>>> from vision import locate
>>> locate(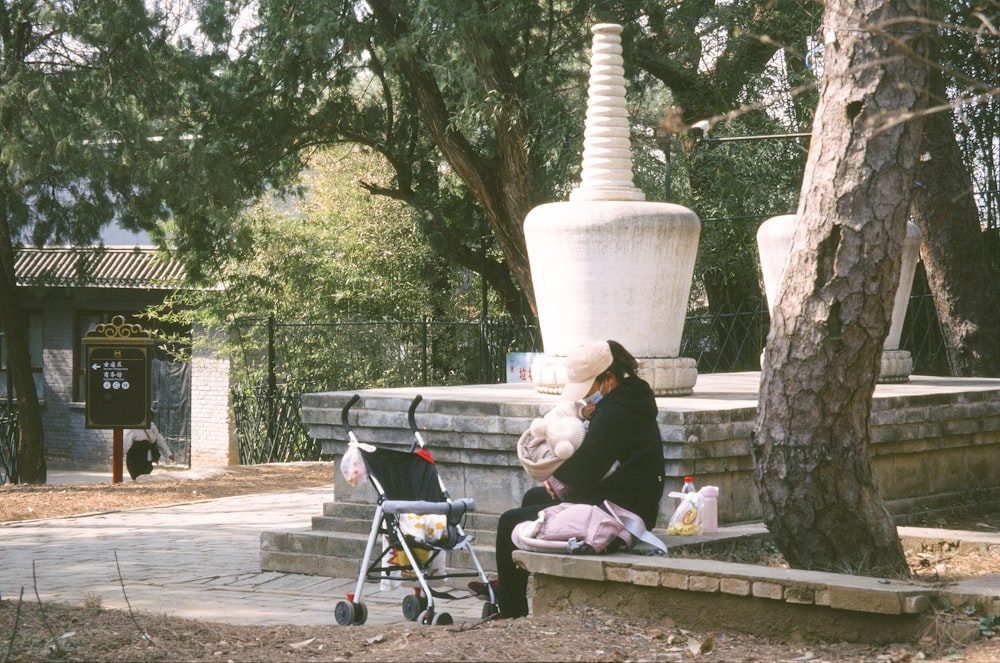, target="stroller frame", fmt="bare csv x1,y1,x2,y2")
335,394,499,626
